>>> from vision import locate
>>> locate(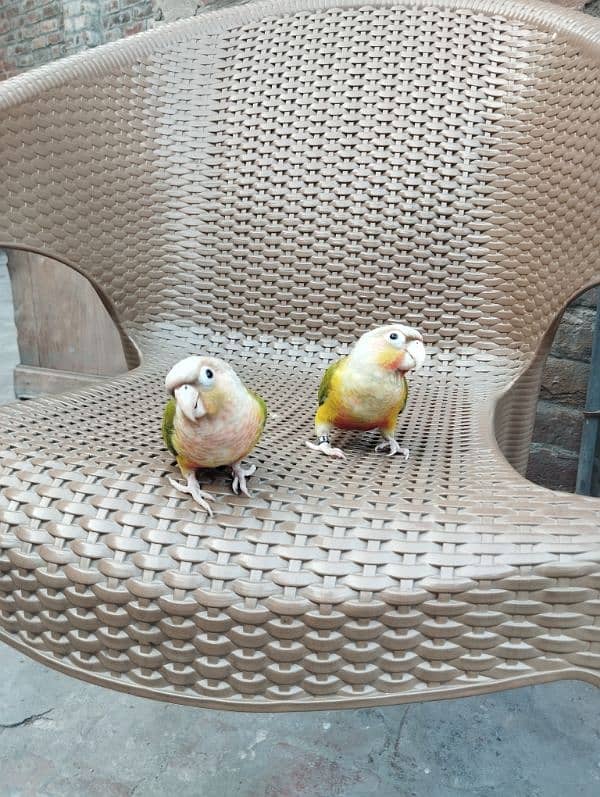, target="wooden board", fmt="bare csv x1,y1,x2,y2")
6,250,128,397
14,364,116,399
